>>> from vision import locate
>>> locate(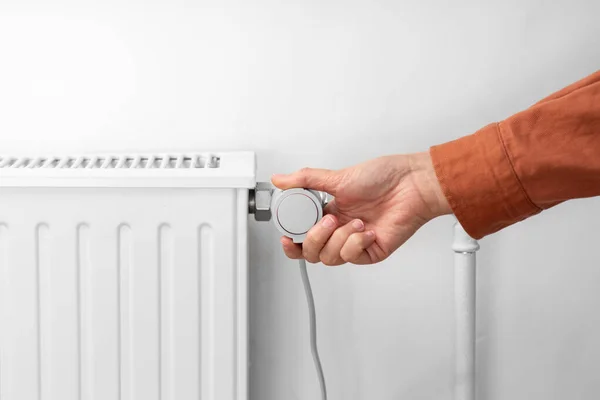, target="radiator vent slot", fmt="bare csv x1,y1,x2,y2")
0,154,221,169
